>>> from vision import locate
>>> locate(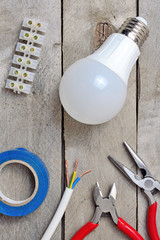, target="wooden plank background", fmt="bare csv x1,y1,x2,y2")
138,0,160,239
0,0,159,239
